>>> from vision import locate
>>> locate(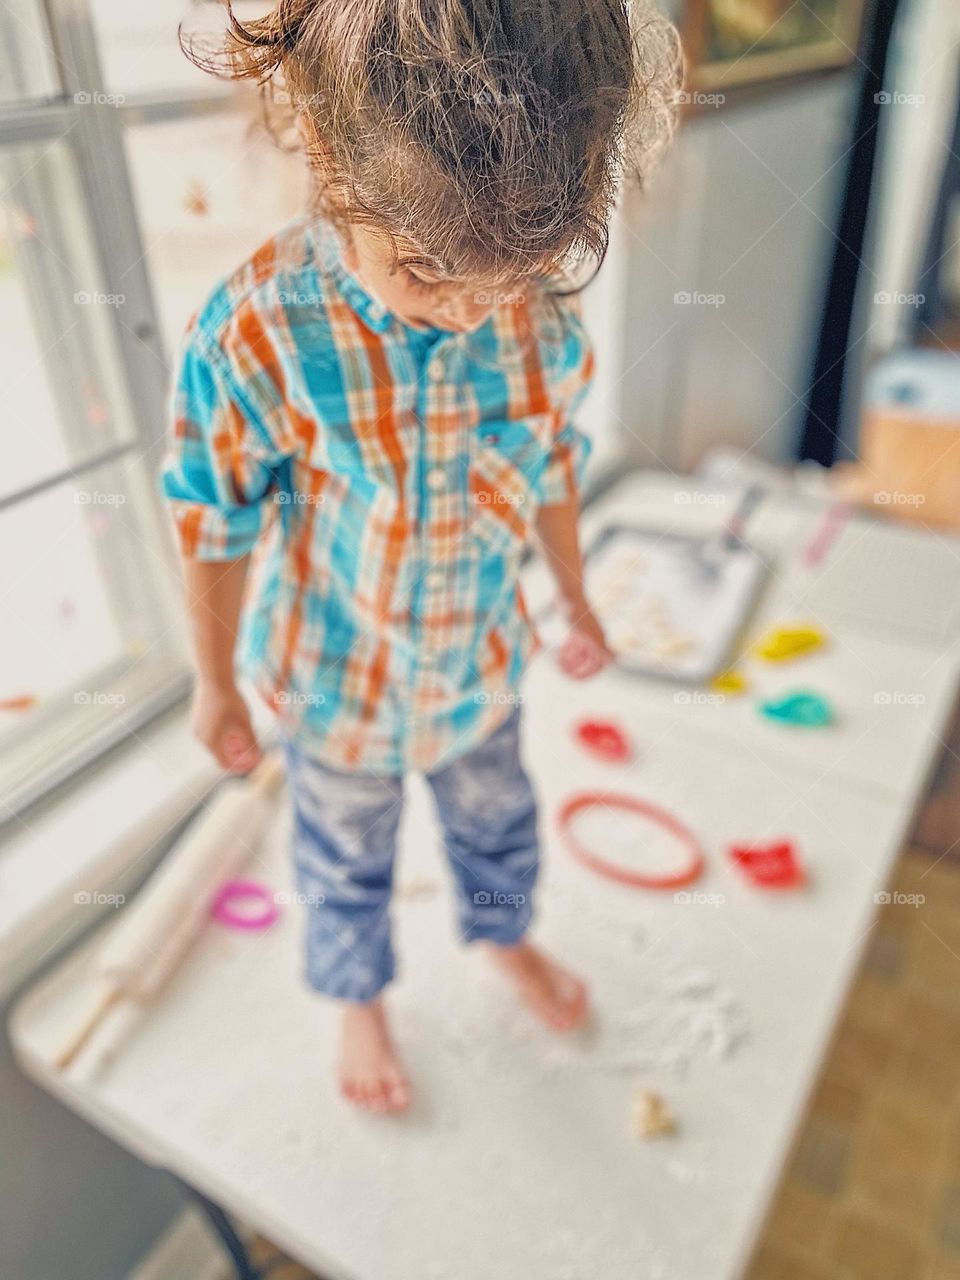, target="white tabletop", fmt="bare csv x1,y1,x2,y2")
11,473,960,1280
